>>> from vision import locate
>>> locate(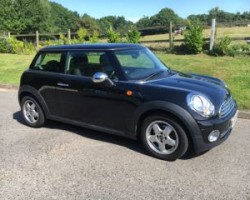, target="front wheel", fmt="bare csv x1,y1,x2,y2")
140,114,189,161
21,96,45,128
